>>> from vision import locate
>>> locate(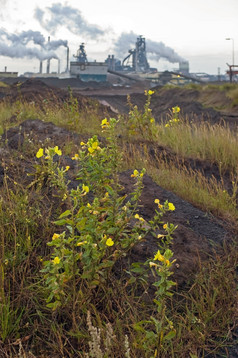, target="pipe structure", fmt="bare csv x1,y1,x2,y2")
58,59,60,74
39,61,43,74
47,36,50,74
66,46,69,72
